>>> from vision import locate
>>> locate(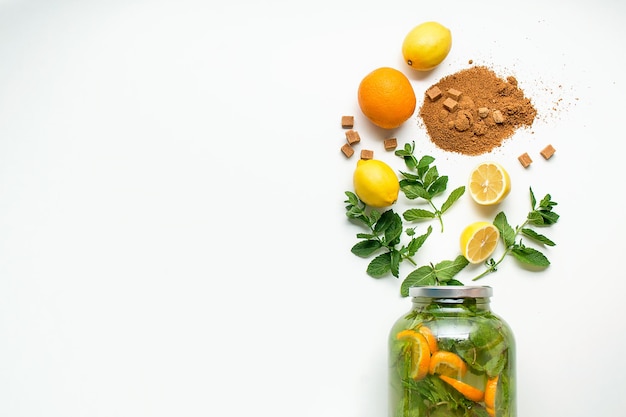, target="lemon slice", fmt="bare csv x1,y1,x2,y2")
460,222,500,264
396,329,431,380
468,162,511,205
